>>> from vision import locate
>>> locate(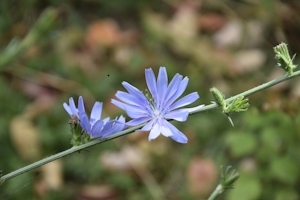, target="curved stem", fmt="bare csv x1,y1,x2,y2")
1,70,300,184
0,8,59,70
0,124,144,183
190,71,300,114
207,185,223,200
